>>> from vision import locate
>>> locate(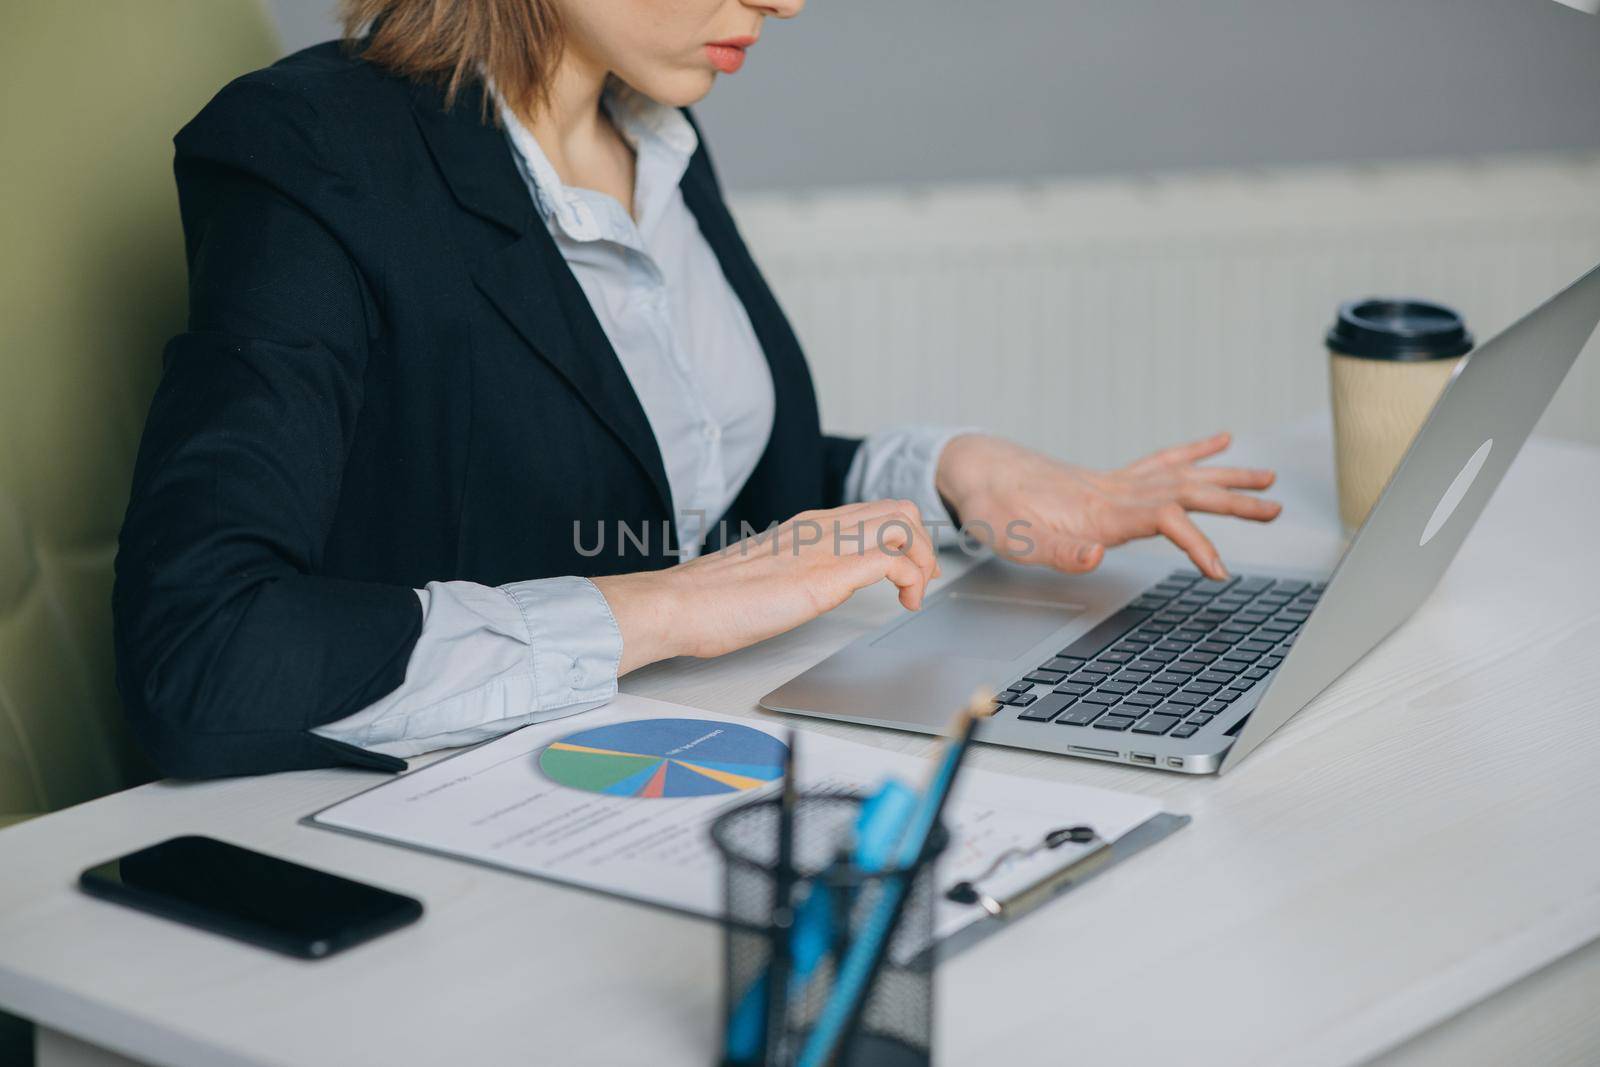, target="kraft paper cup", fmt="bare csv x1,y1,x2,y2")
1327,299,1473,531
